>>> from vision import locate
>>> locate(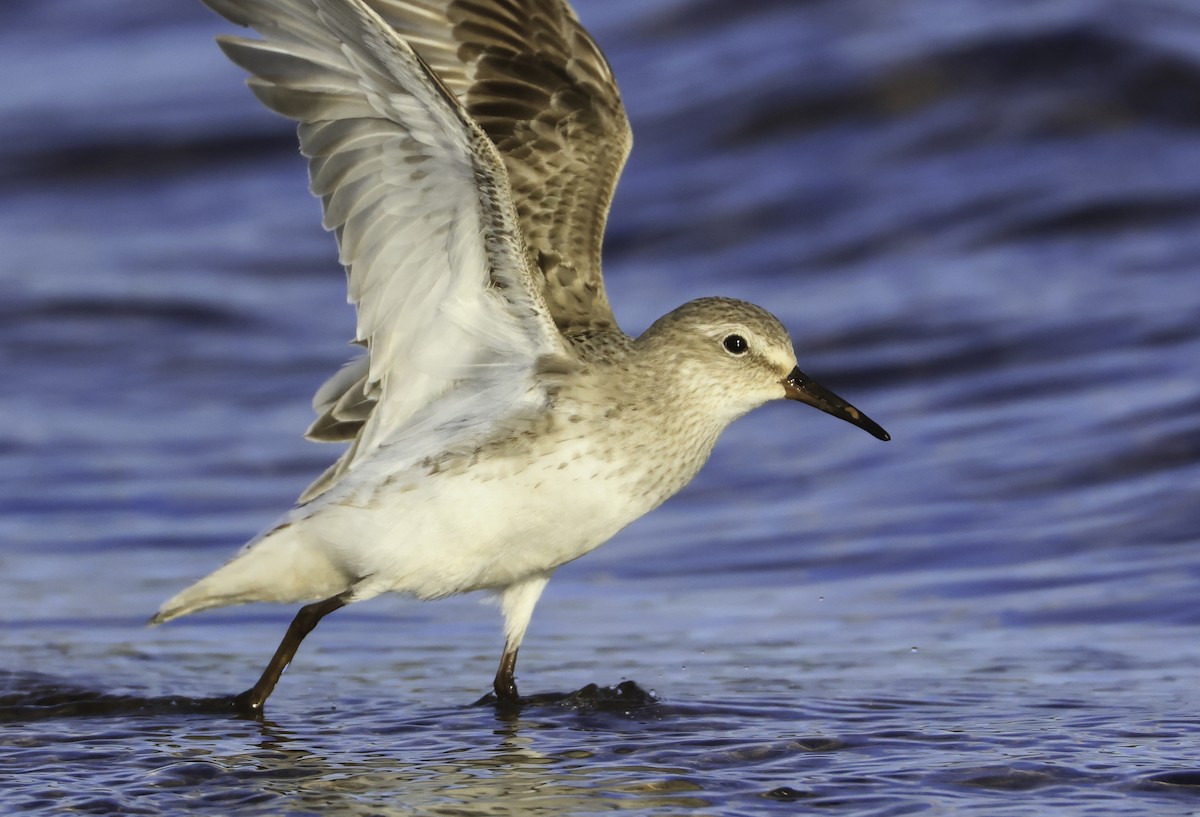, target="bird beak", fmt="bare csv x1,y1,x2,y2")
781,366,890,441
